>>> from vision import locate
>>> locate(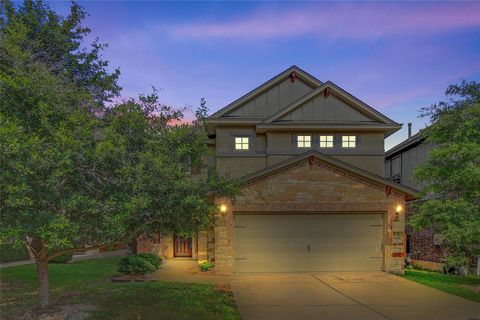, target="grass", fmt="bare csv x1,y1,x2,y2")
403,268,480,302
0,257,240,320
